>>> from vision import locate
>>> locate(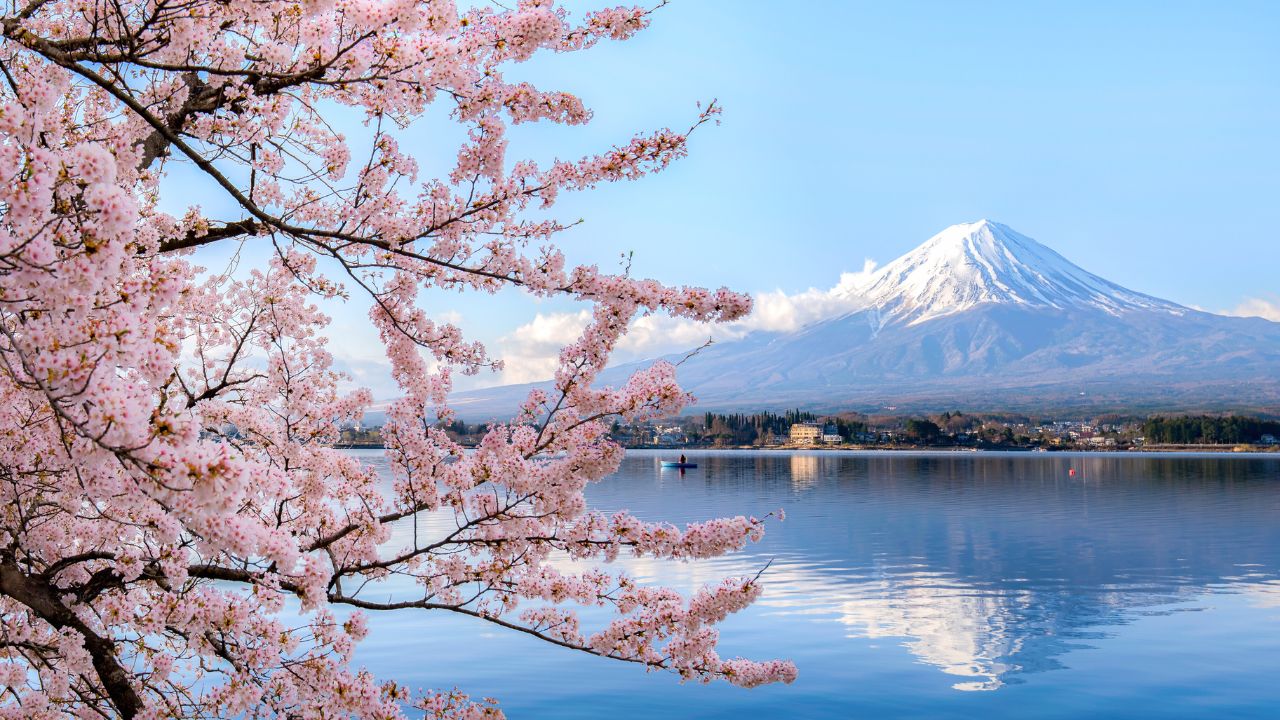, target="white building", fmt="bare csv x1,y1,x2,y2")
821,424,842,444
789,423,822,445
